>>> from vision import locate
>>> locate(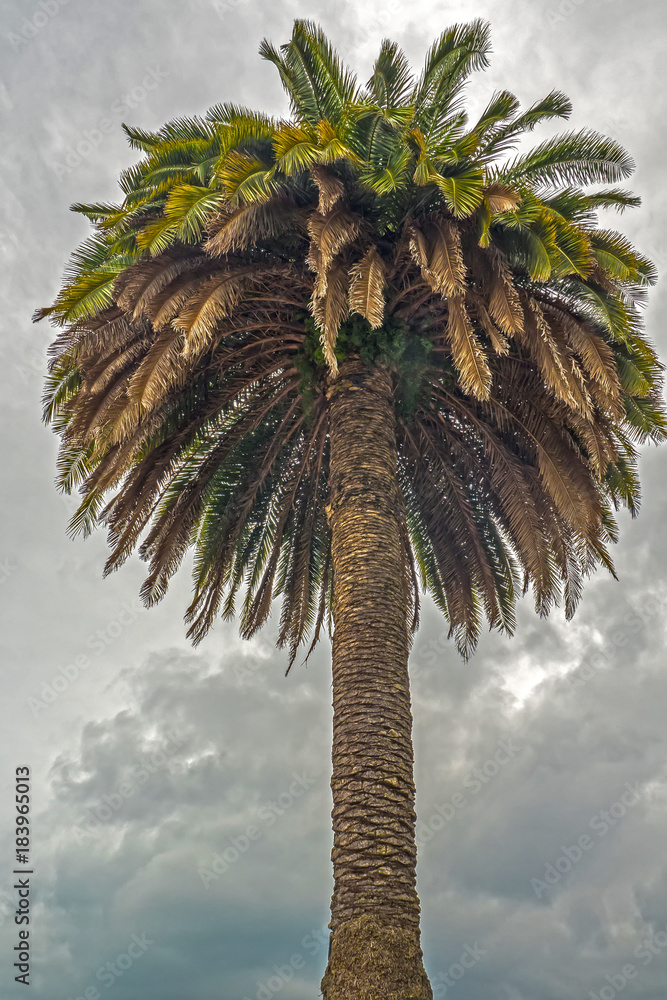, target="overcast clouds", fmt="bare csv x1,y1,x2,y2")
2,0,667,997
